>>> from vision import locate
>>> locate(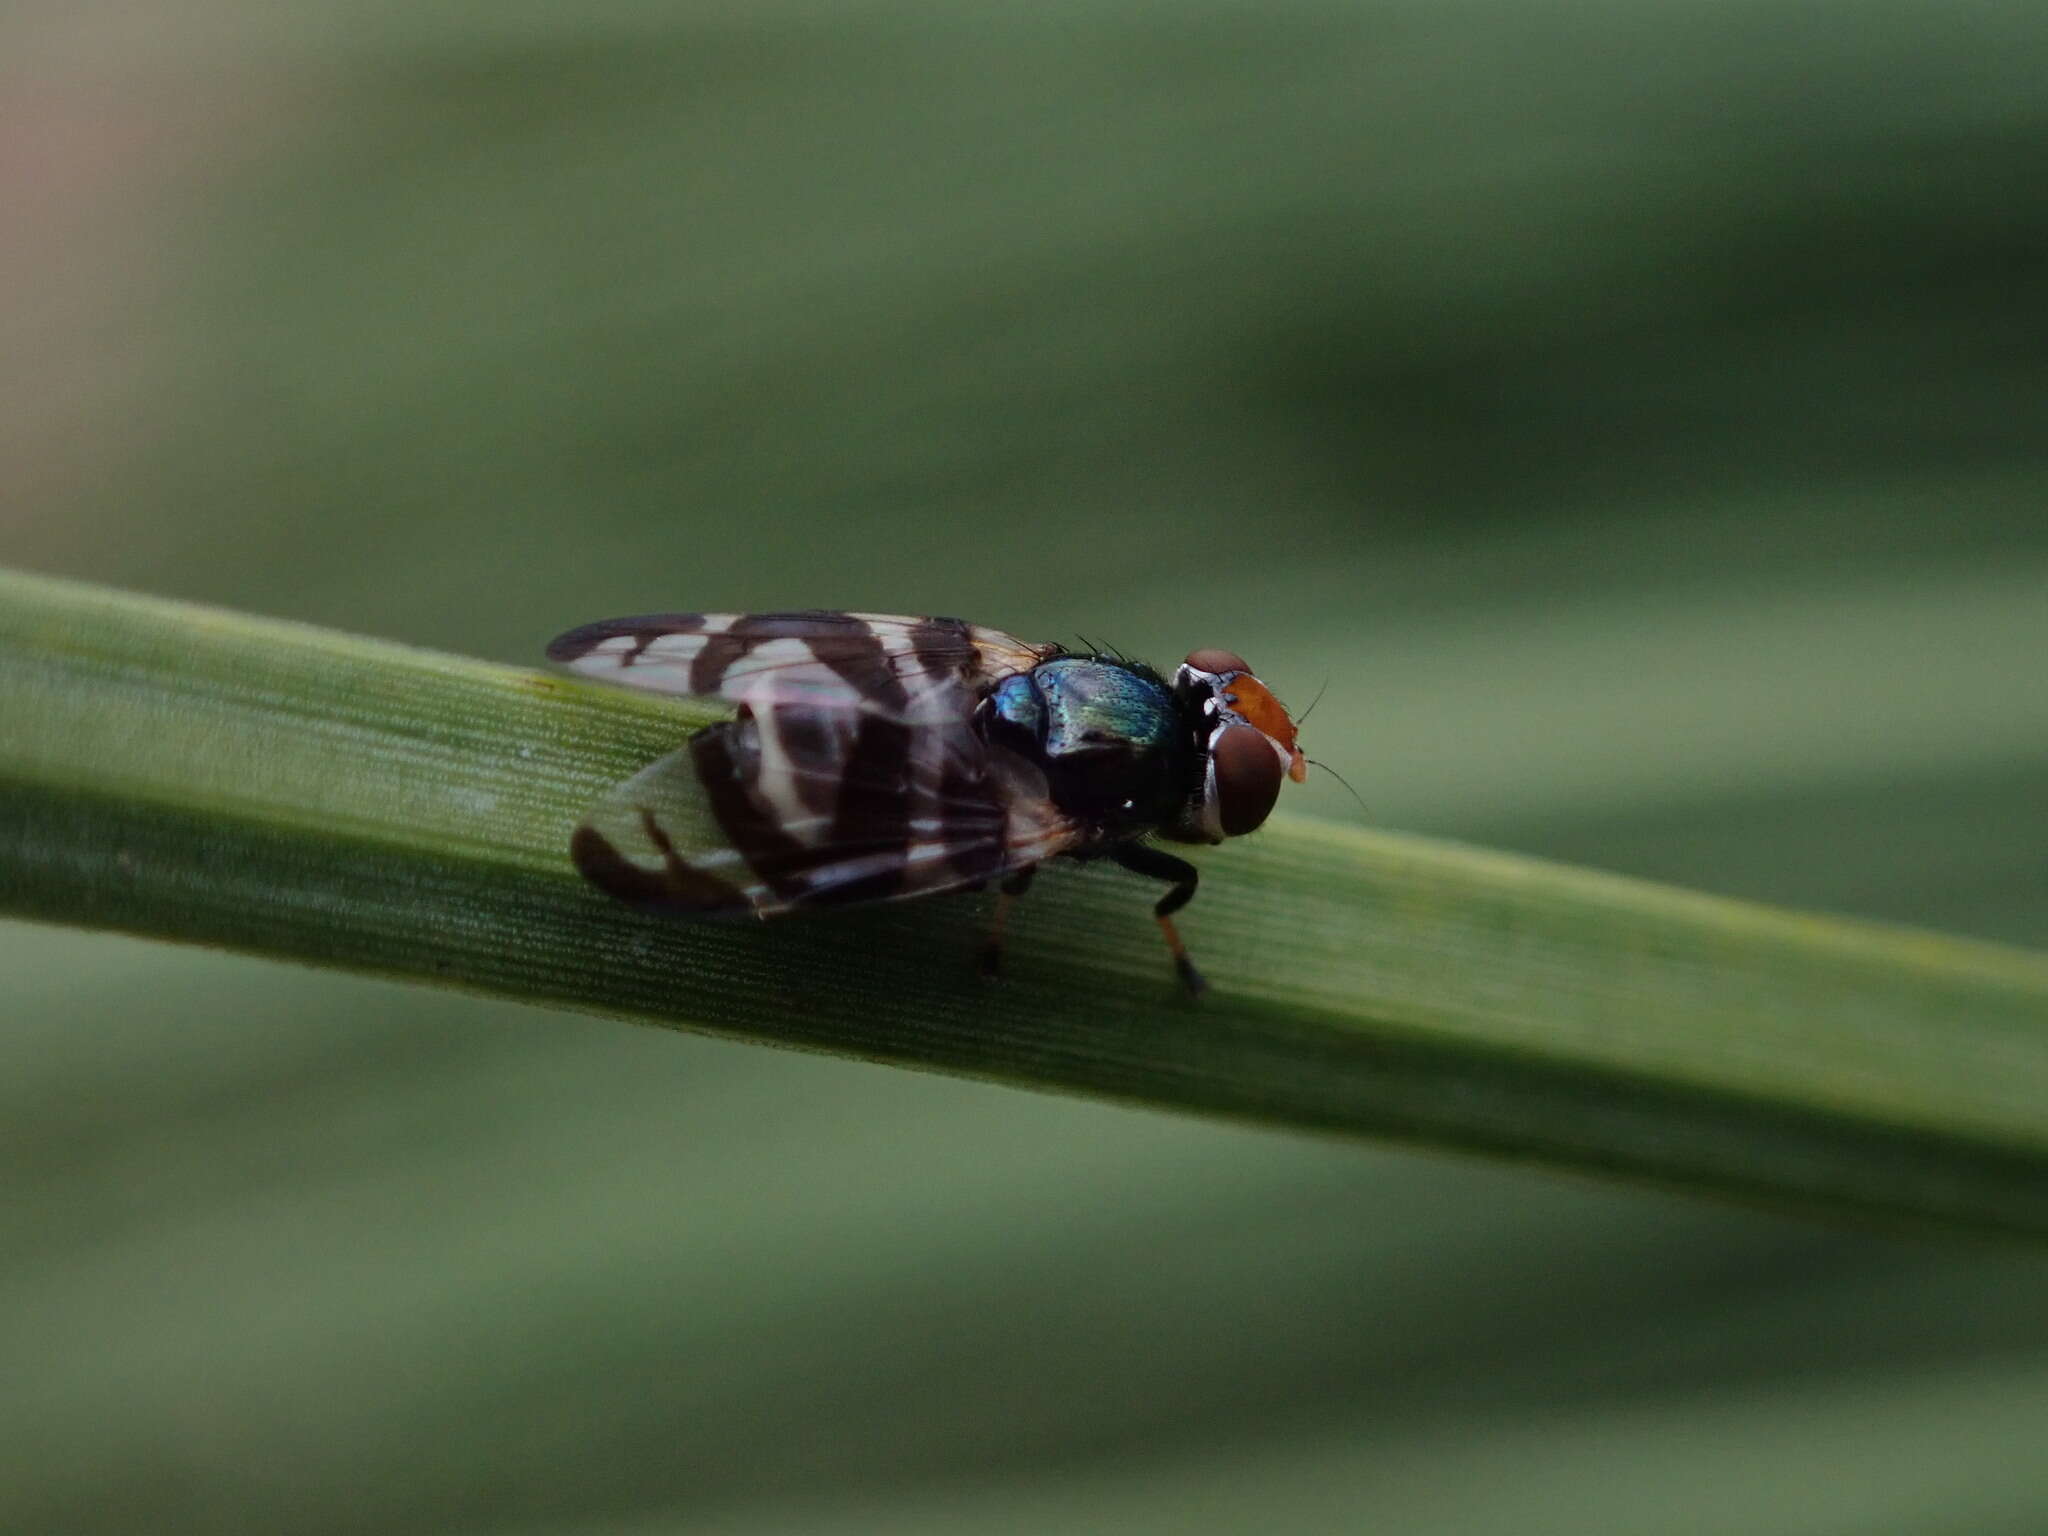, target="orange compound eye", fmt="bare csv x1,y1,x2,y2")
1184,648,1250,677
1211,723,1284,836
